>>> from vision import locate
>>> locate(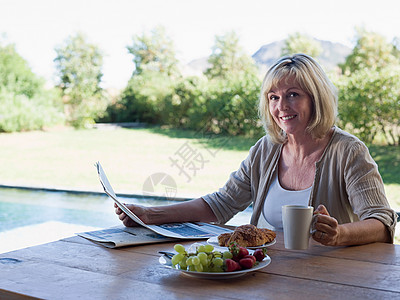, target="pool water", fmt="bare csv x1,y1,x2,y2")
0,188,252,253
1,188,139,232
